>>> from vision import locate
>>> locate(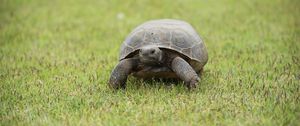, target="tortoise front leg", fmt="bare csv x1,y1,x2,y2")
108,58,139,89
171,57,200,89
